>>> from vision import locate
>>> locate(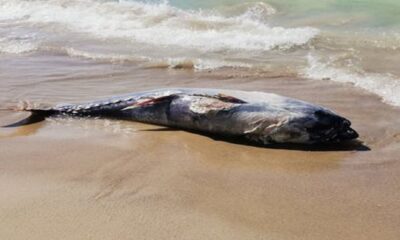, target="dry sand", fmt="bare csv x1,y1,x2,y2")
1,59,400,239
